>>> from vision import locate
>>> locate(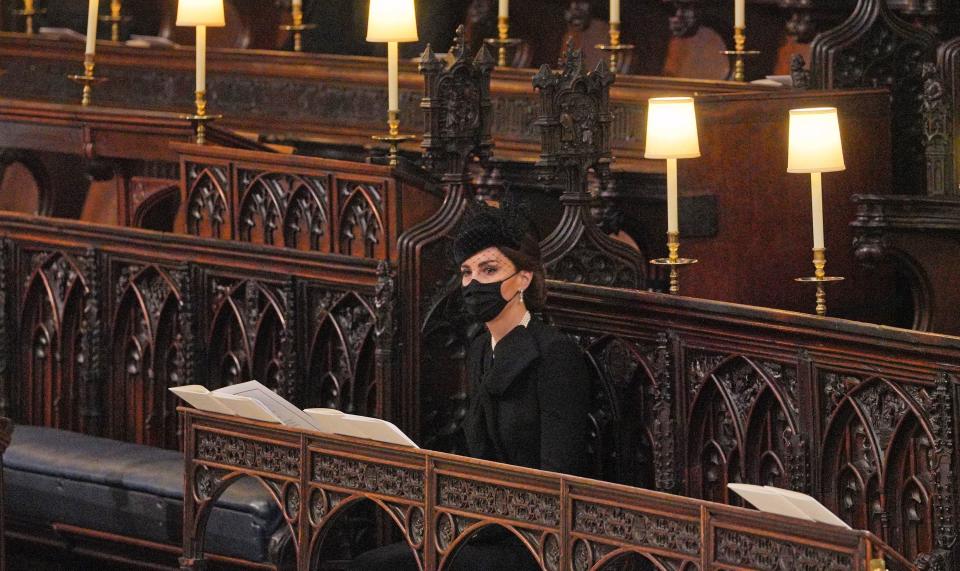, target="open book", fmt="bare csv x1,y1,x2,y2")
728,483,851,529
170,381,417,448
